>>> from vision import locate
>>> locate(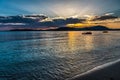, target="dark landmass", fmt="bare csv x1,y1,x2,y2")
53,26,110,31
10,29,37,31
10,26,120,31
